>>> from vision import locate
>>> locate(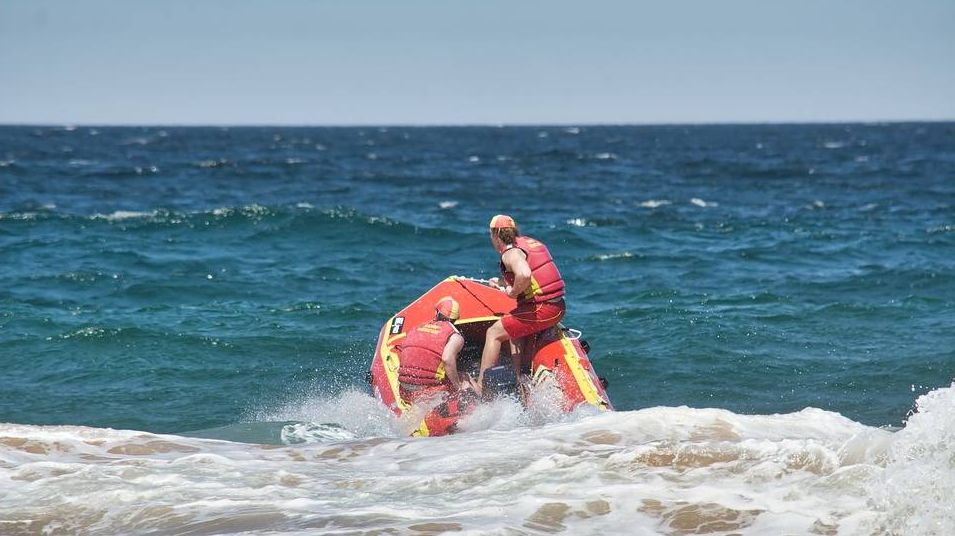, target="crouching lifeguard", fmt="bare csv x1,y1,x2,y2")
396,296,471,405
